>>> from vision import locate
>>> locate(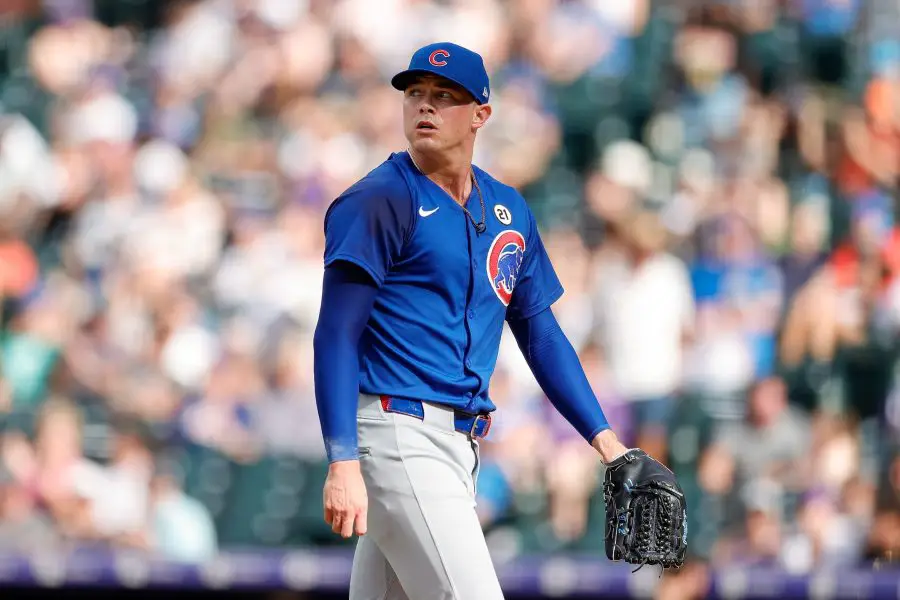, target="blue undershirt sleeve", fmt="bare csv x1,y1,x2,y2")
313,262,379,463
508,307,610,443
